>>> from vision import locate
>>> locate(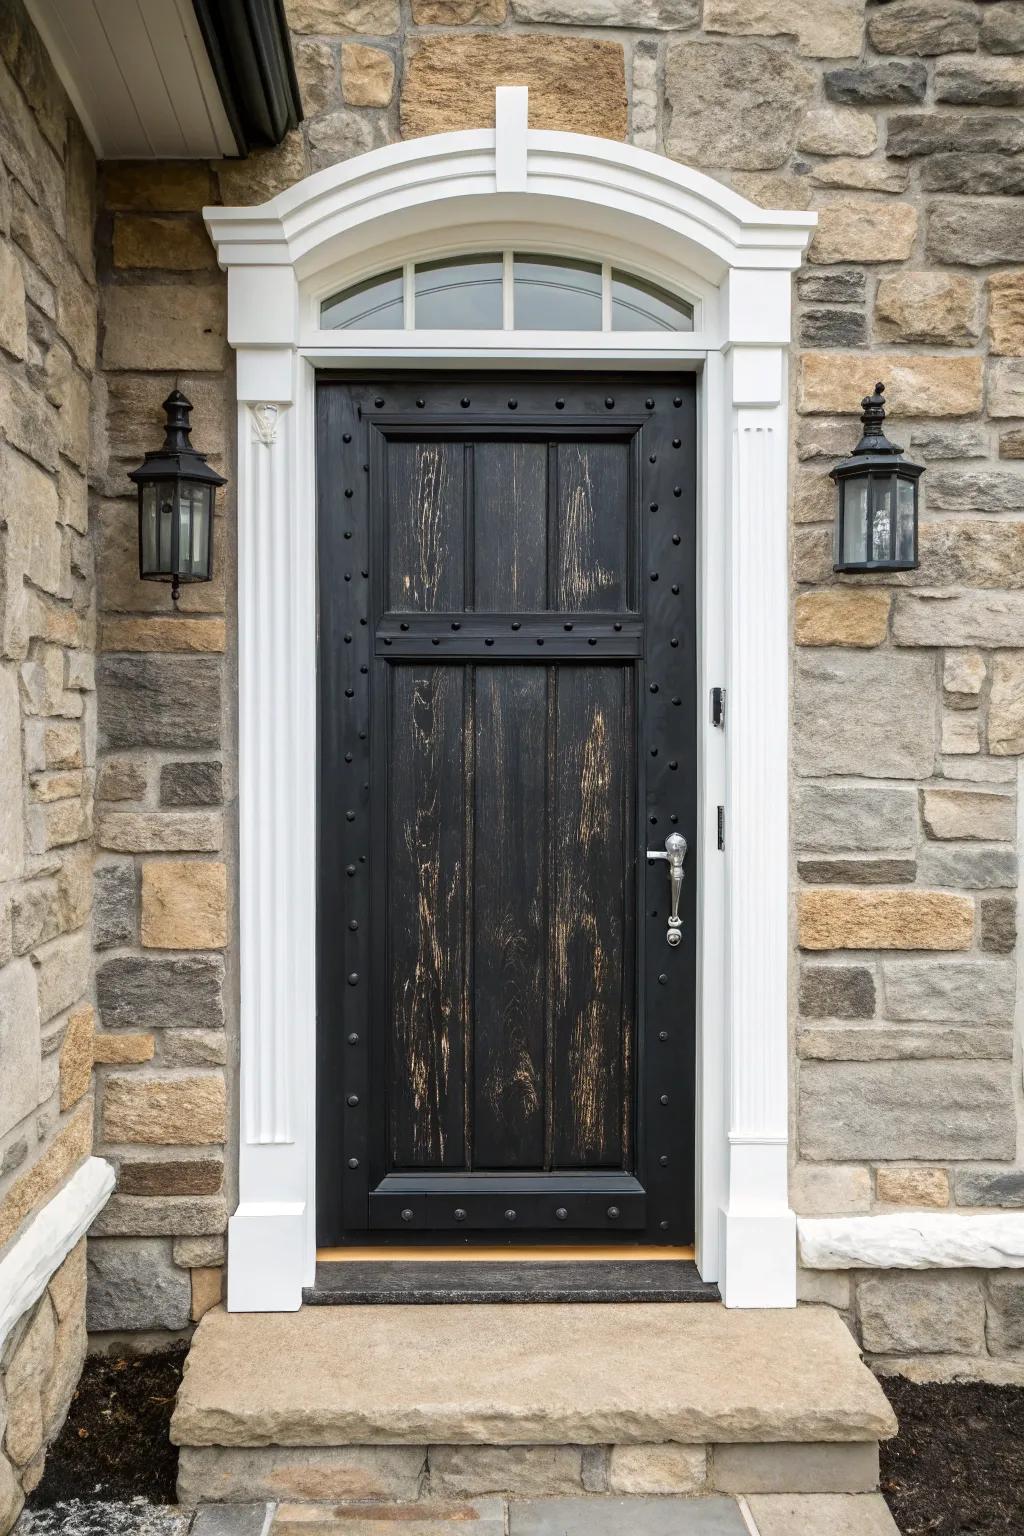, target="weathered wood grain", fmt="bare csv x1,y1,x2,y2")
388,440,465,611
473,441,548,611
556,442,629,613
